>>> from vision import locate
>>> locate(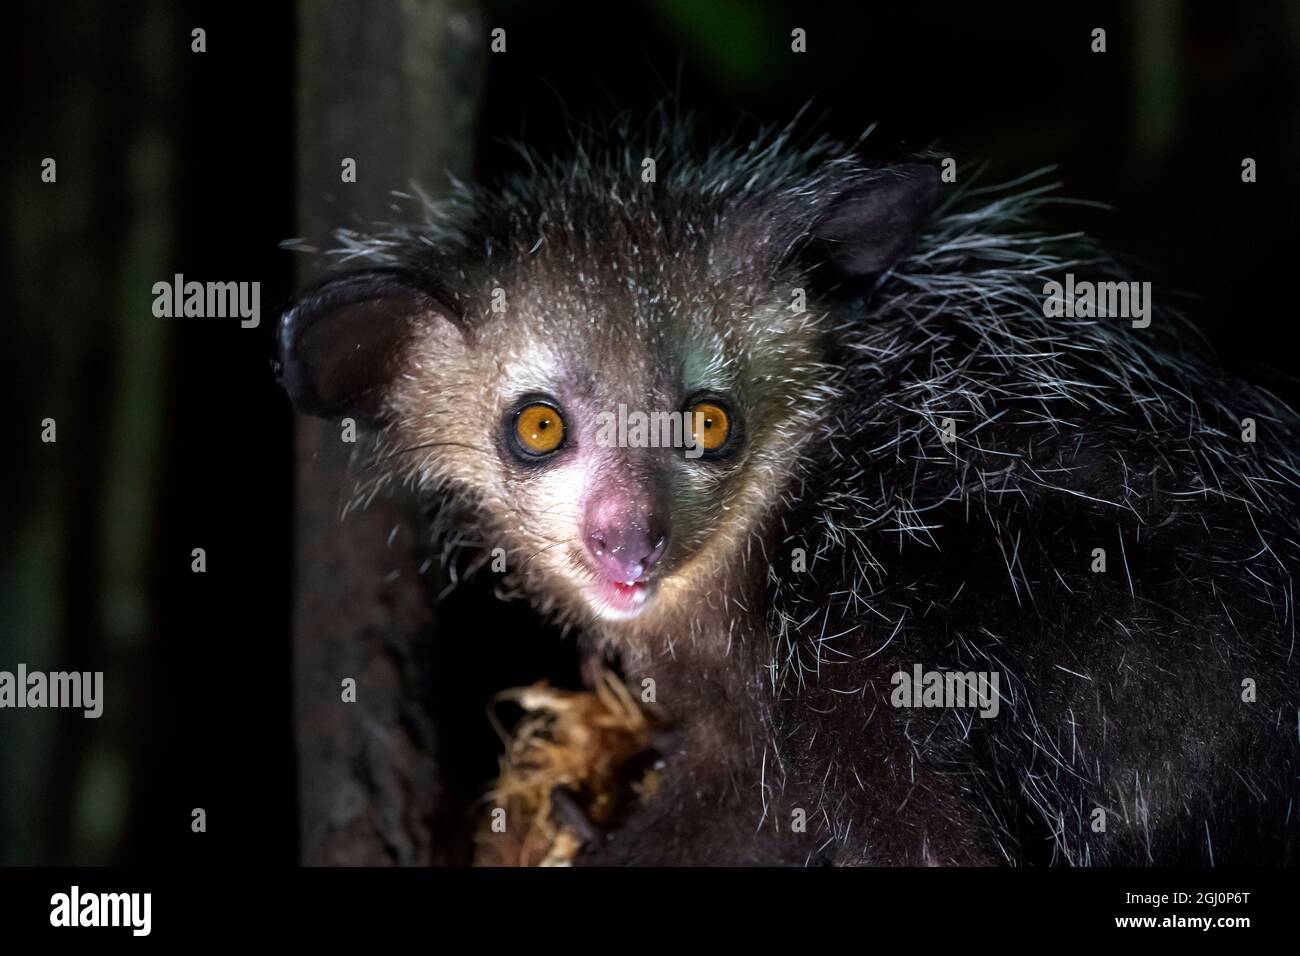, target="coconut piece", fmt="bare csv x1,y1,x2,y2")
474,670,661,866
